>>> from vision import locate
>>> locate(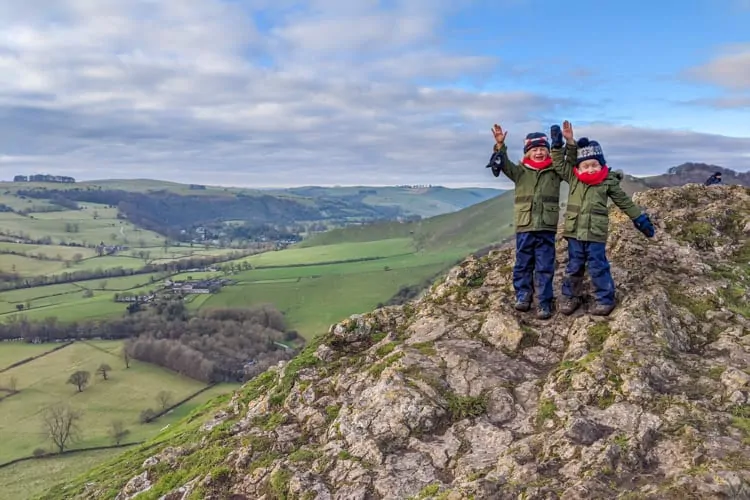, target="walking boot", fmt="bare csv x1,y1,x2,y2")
536,303,552,320
558,296,581,315
590,302,615,316
514,299,531,312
